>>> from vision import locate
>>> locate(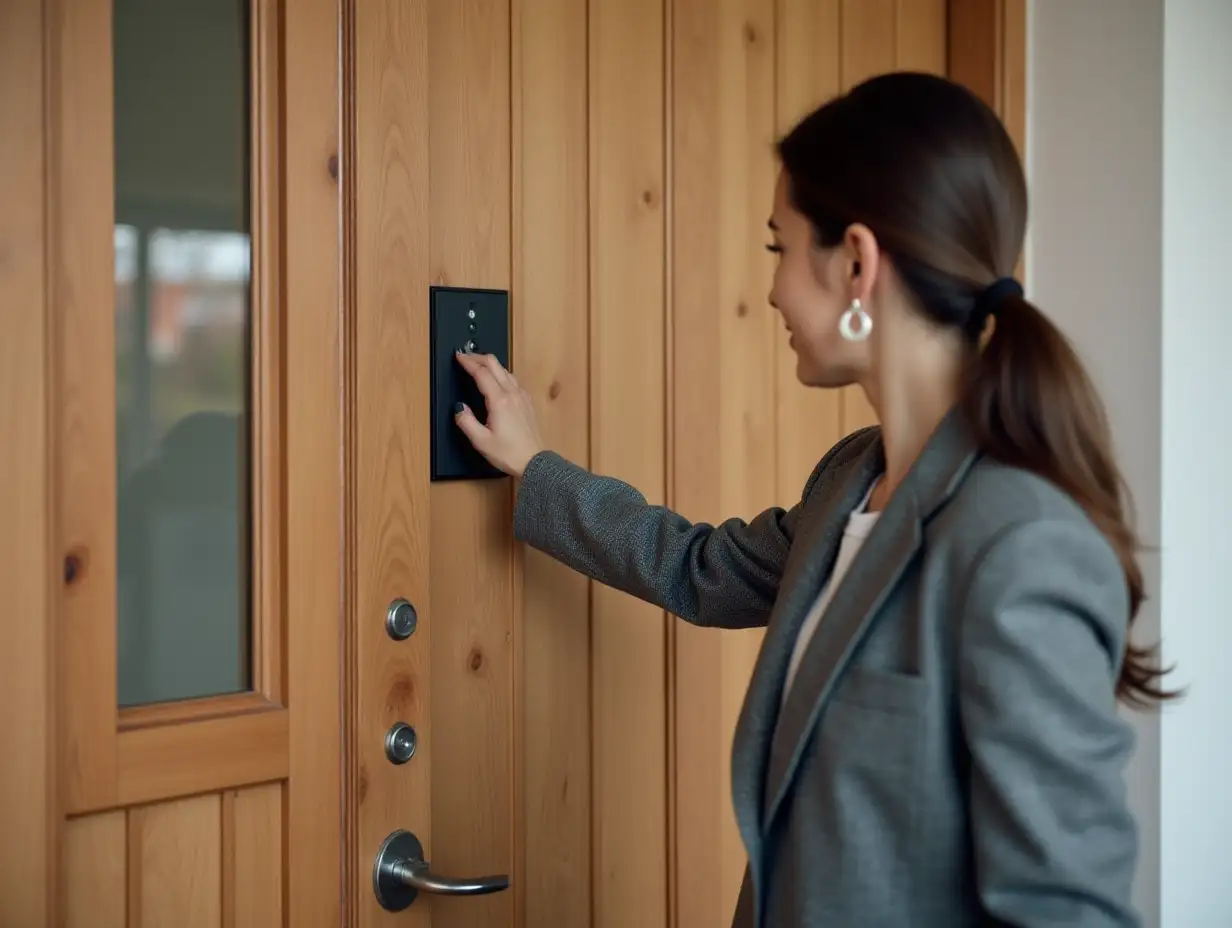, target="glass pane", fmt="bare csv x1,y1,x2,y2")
114,0,253,707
